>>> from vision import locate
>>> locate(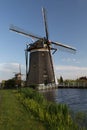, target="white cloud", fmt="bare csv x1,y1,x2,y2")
54,65,87,79
0,63,19,72
61,58,80,64
55,65,87,71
